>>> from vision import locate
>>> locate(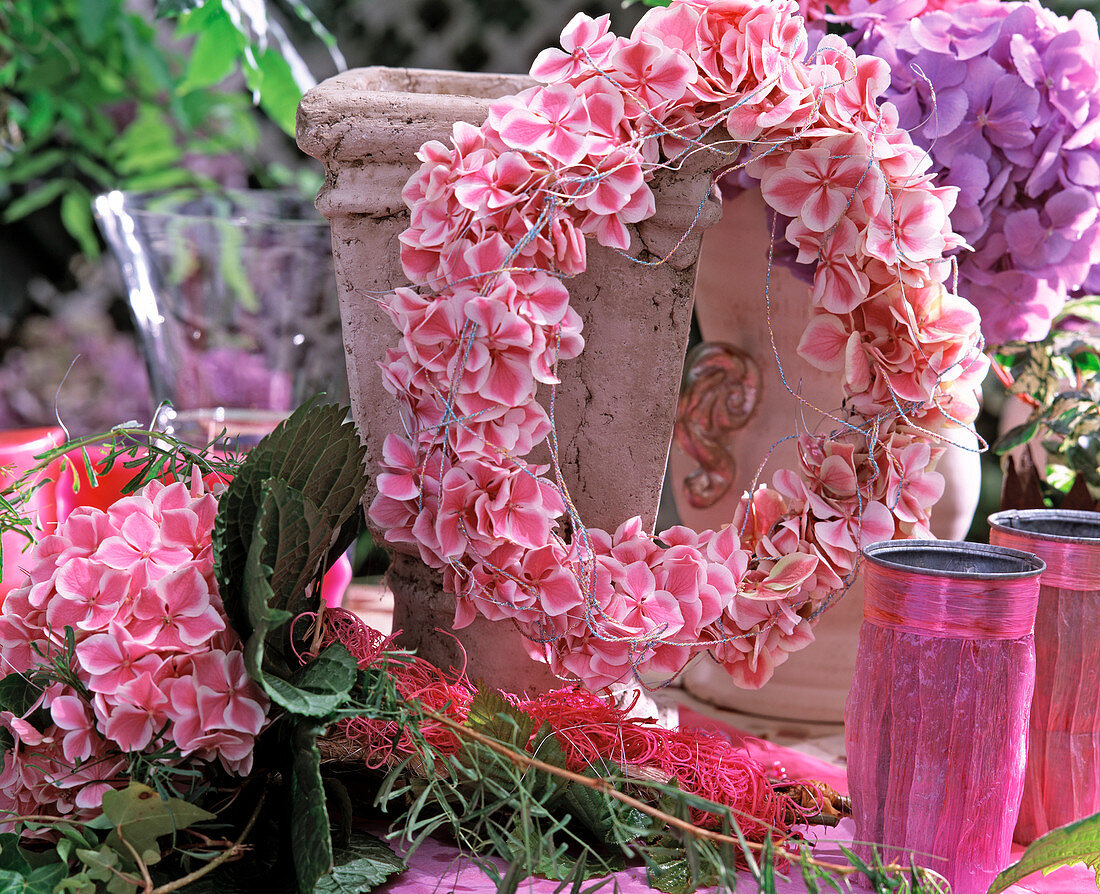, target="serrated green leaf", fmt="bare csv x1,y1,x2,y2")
988,811,1100,893
313,830,405,893
213,402,366,642
290,721,333,893
644,846,695,894
238,483,356,716
101,783,215,868
465,689,535,749
555,776,649,848
242,478,322,637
